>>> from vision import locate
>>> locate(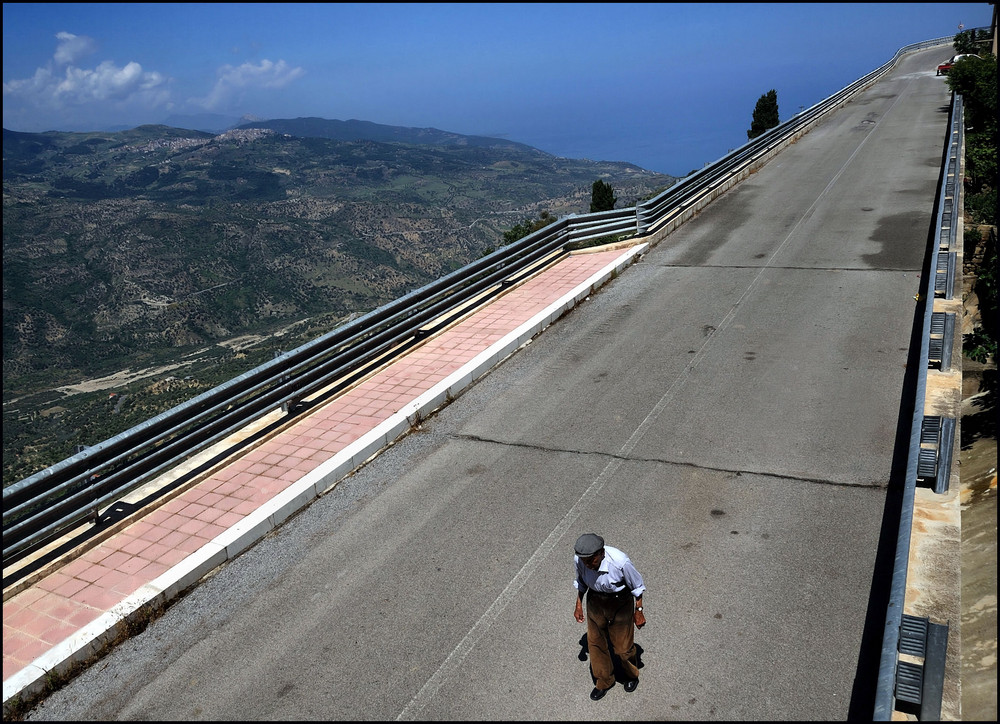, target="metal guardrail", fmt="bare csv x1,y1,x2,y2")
2,221,576,563
872,88,965,720
0,35,961,578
